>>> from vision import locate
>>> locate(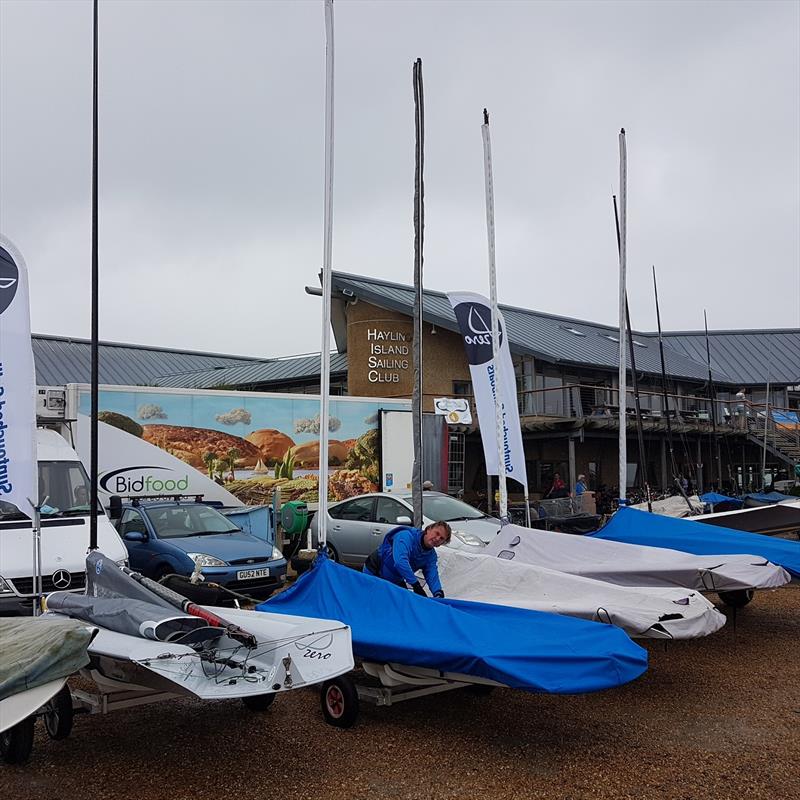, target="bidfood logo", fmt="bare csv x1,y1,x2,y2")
99,466,190,495
0,246,20,316
452,301,504,366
